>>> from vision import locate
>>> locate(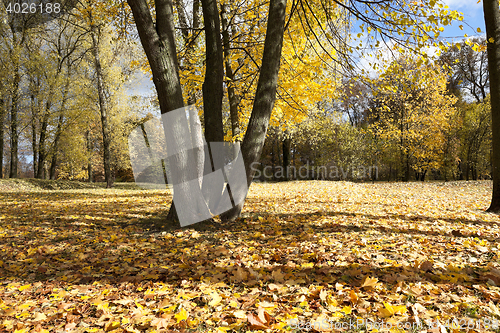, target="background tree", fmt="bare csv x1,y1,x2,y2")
368,55,457,181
